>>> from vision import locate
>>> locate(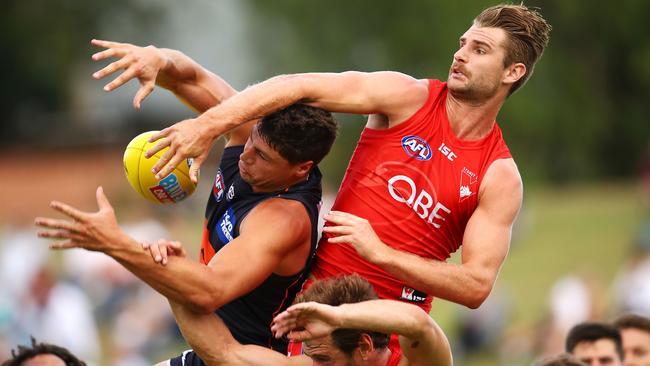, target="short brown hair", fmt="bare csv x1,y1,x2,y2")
534,353,587,366
296,274,389,355
258,103,338,165
473,4,552,95
614,313,650,334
